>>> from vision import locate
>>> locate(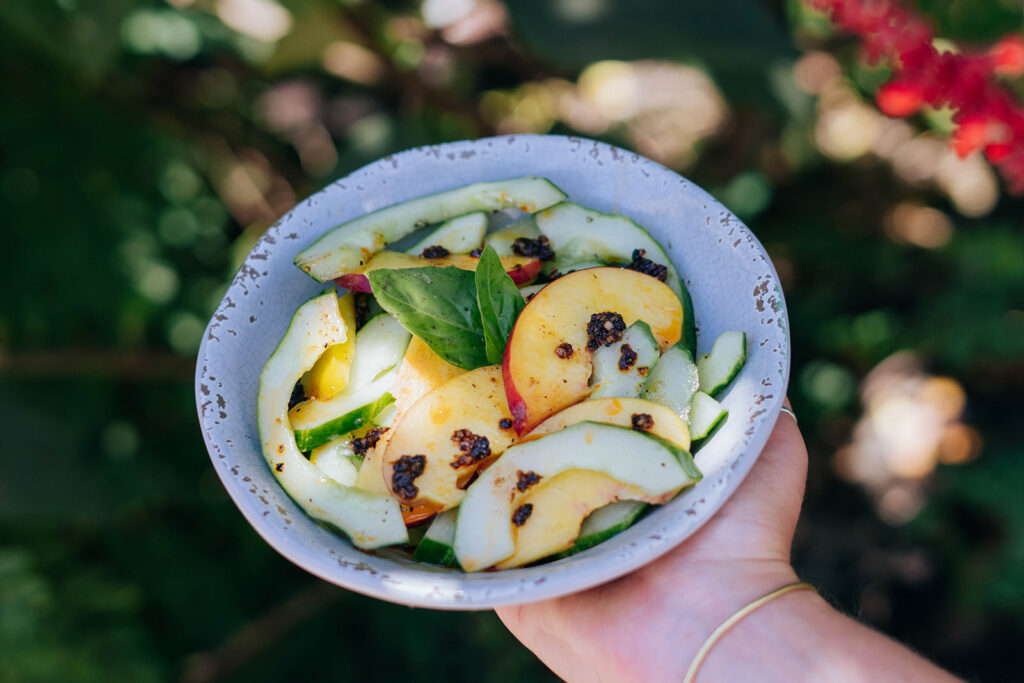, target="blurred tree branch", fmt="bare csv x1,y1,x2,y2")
180,582,340,683
0,349,195,381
